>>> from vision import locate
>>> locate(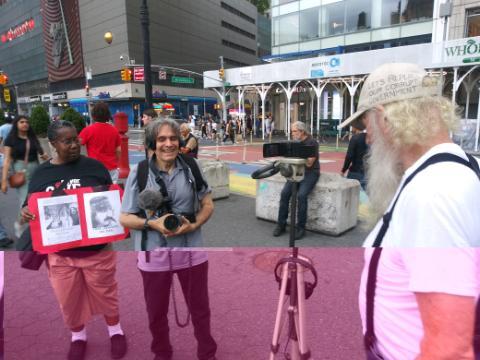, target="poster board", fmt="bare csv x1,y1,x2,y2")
28,185,128,253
